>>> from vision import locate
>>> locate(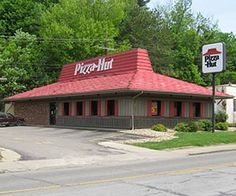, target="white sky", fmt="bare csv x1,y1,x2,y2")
148,0,236,33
